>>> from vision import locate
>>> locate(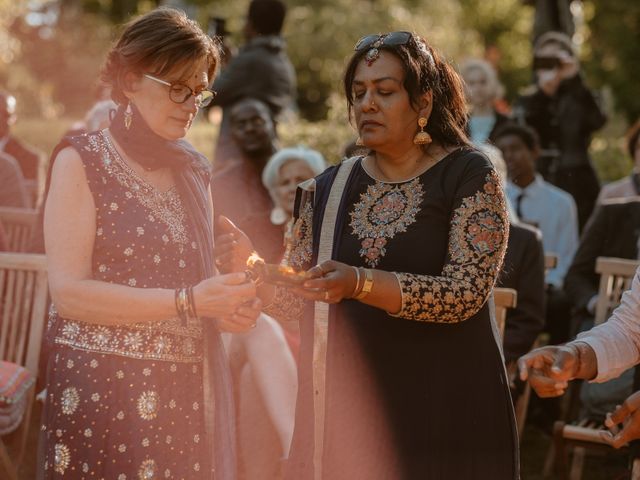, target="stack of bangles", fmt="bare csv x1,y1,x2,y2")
351,267,374,300
175,286,197,326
